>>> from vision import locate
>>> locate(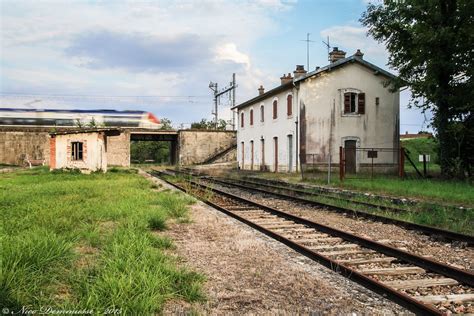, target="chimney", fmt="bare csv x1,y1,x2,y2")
258,85,265,95
354,49,364,59
280,73,293,85
329,47,346,63
293,65,307,79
